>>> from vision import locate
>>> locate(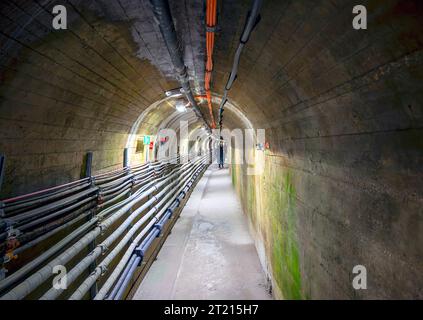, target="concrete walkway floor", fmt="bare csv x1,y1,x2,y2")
133,165,272,300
